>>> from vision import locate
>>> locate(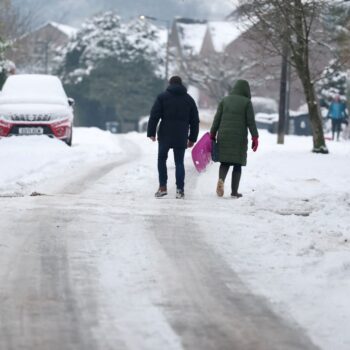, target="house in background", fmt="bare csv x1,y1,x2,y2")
167,16,335,112
256,110,313,136
224,23,334,110
168,18,247,109
8,22,77,74
168,18,208,75
200,21,244,56
168,18,243,71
